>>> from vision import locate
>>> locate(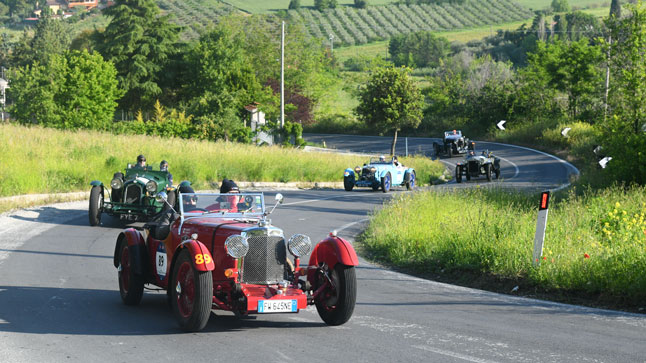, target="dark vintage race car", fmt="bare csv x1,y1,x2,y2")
88,164,185,226
433,130,475,158
113,191,358,331
344,156,416,193
455,150,501,183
